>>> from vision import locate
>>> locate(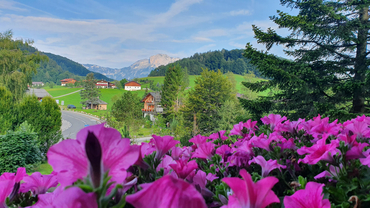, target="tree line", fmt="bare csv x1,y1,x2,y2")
148,49,261,77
